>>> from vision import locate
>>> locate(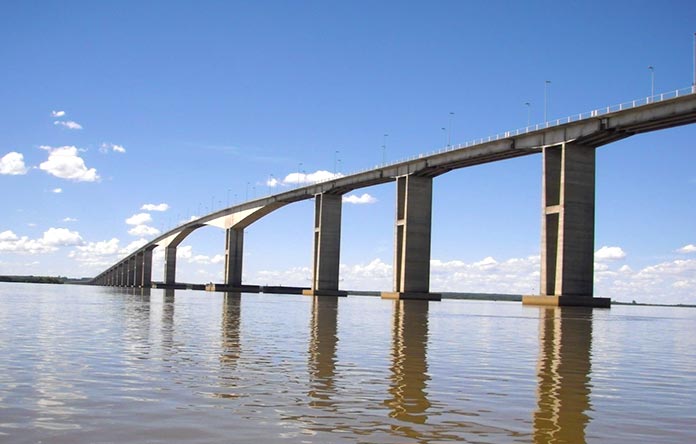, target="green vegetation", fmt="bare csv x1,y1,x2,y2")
0,275,66,284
